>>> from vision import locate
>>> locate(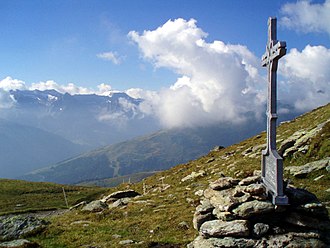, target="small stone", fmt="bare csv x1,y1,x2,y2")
253,223,269,237
212,208,235,221
193,212,214,231
181,170,206,182
209,177,239,190
194,190,204,197
178,221,189,230
195,199,214,214
112,234,122,239
243,183,266,196
239,176,260,186
314,175,325,181
200,220,250,238
118,240,134,245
